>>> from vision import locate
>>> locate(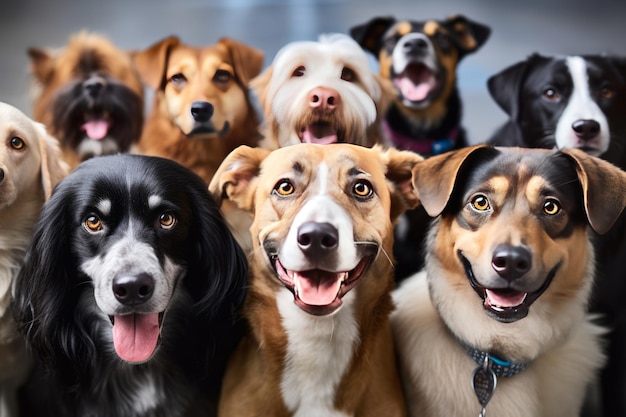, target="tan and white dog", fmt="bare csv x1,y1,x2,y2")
251,34,394,149
209,143,422,417
0,102,67,416
392,145,626,417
